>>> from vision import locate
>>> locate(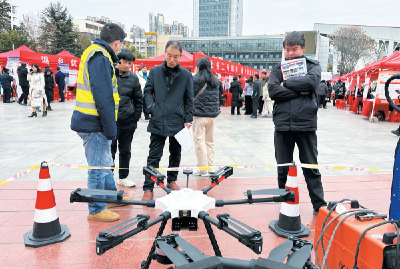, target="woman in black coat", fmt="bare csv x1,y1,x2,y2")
44,66,54,111
229,76,243,115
